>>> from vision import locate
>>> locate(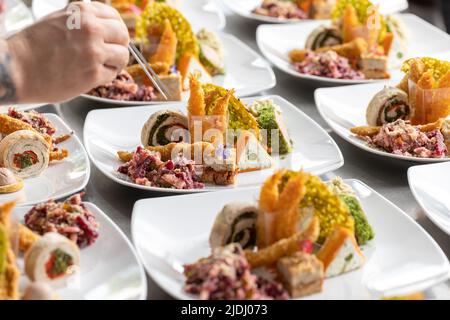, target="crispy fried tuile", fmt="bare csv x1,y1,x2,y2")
274,172,309,241
257,169,286,248
409,58,425,83
417,70,435,89
350,125,381,137
50,149,69,162
438,70,450,88
18,224,40,253
150,19,178,67
245,217,320,268
397,74,409,94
